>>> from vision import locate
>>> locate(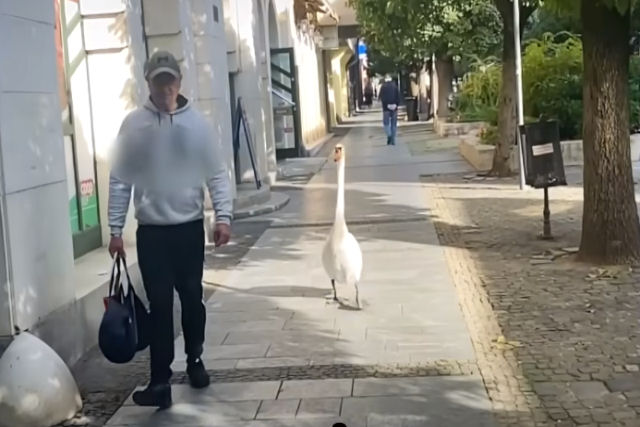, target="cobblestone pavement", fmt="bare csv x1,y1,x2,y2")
425,167,640,426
